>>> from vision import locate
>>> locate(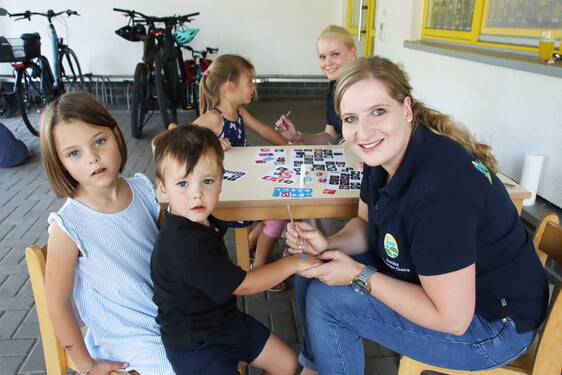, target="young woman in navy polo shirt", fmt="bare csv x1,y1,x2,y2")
285,56,548,375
